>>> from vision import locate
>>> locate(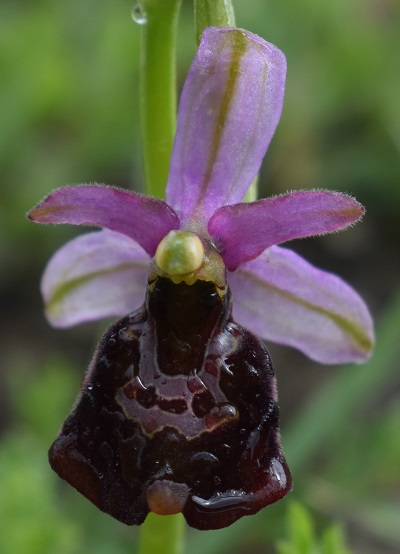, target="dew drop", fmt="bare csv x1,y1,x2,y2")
131,3,147,25
191,491,248,511
191,451,219,464
205,403,238,431
270,458,287,487
187,374,207,394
